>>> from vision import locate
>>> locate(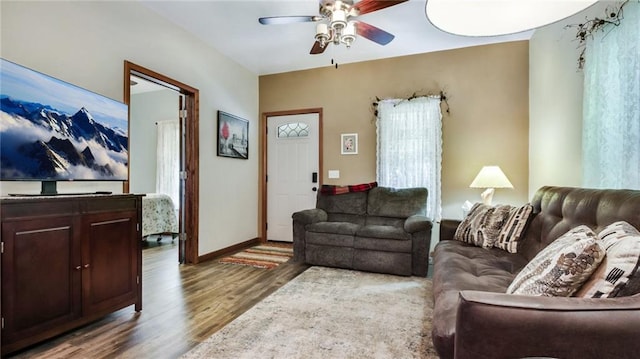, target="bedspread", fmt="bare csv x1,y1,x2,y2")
142,193,179,237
